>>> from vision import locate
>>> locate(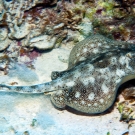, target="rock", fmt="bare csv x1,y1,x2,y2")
0,2,5,21
29,35,57,50
53,23,65,30
8,23,31,39
0,27,8,41
0,38,11,51
78,18,93,37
